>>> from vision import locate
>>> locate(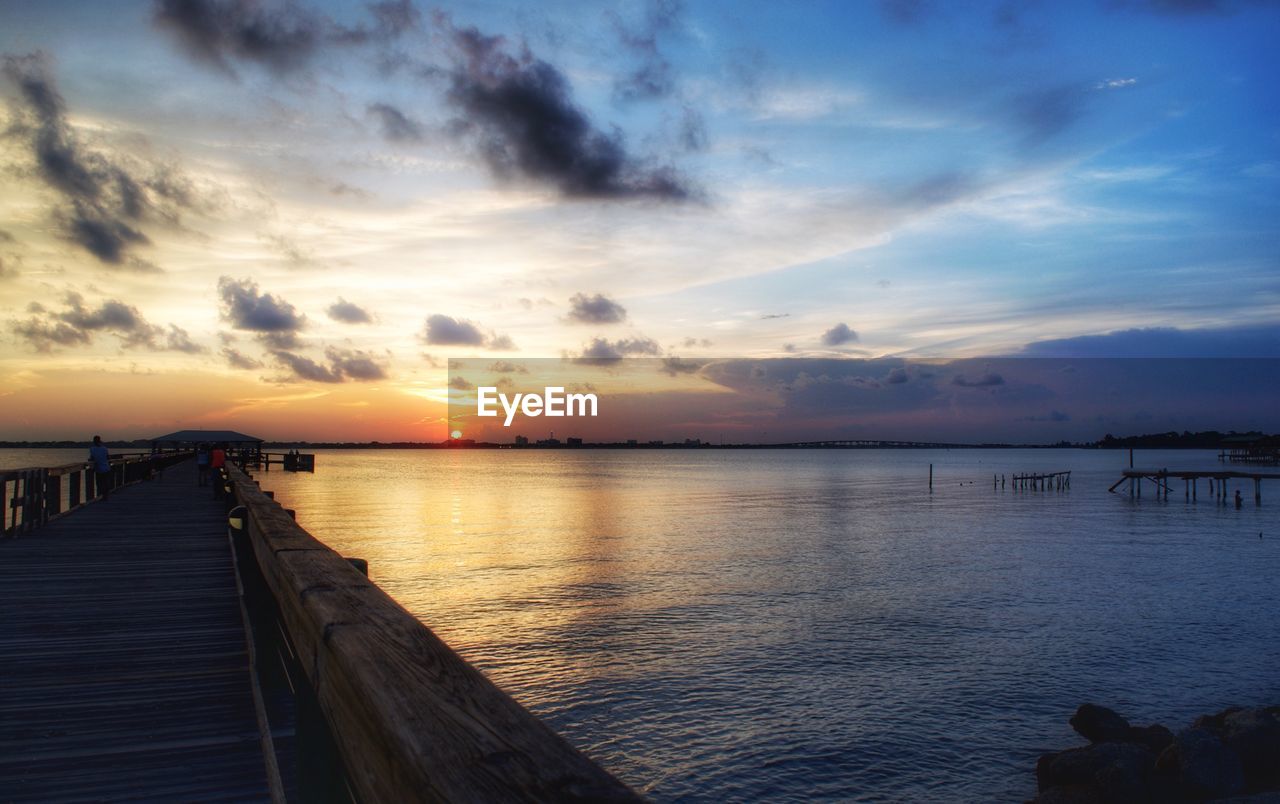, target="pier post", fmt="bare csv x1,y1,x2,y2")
1257,478,1262,505
929,464,933,492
